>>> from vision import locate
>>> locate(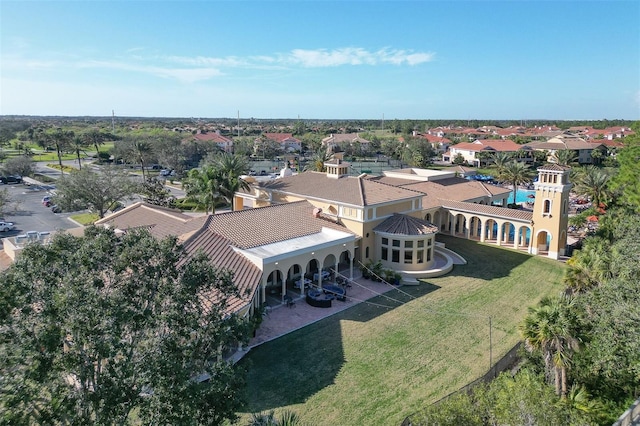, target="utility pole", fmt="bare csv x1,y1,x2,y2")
237,110,240,137
112,110,115,133
489,316,493,377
